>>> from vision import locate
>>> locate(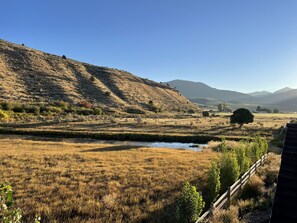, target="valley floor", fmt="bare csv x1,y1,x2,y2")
1,113,296,142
